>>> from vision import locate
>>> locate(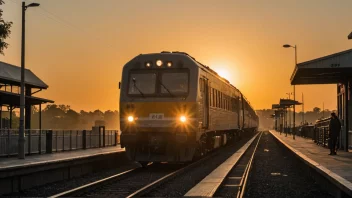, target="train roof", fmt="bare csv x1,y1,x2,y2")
137,51,256,111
